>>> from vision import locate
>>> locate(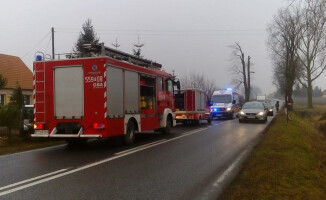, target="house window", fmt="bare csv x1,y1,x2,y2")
0,94,4,106
23,95,31,105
